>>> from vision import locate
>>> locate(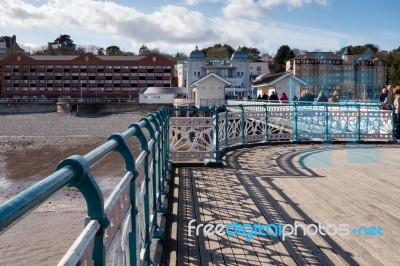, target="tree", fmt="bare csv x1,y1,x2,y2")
121,50,135,56
53,34,74,46
75,46,86,55
31,45,47,55
241,46,261,61
201,44,235,58
84,45,101,54
272,45,291,73
175,52,188,60
97,47,105,55
387,47,400,85
286,50,295,61
139,45,150,55
106,45,122,55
